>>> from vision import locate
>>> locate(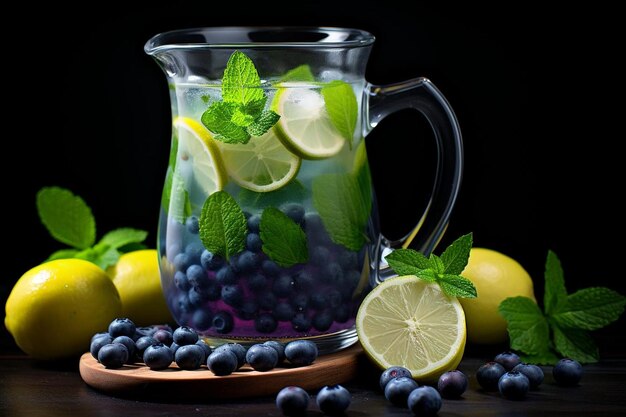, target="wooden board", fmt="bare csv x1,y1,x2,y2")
79,344,363,400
